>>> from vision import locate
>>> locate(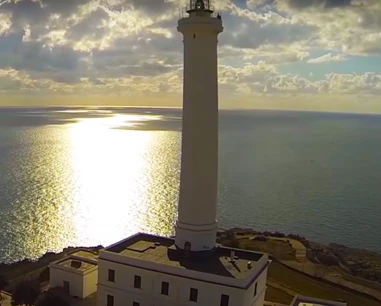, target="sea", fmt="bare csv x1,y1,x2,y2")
0,107,381,263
